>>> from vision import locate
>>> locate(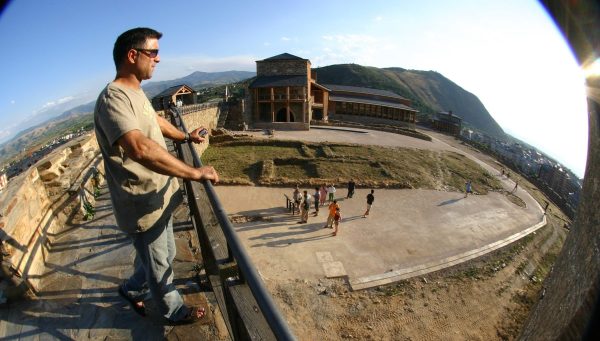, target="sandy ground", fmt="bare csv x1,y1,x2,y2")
212,128,565,340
